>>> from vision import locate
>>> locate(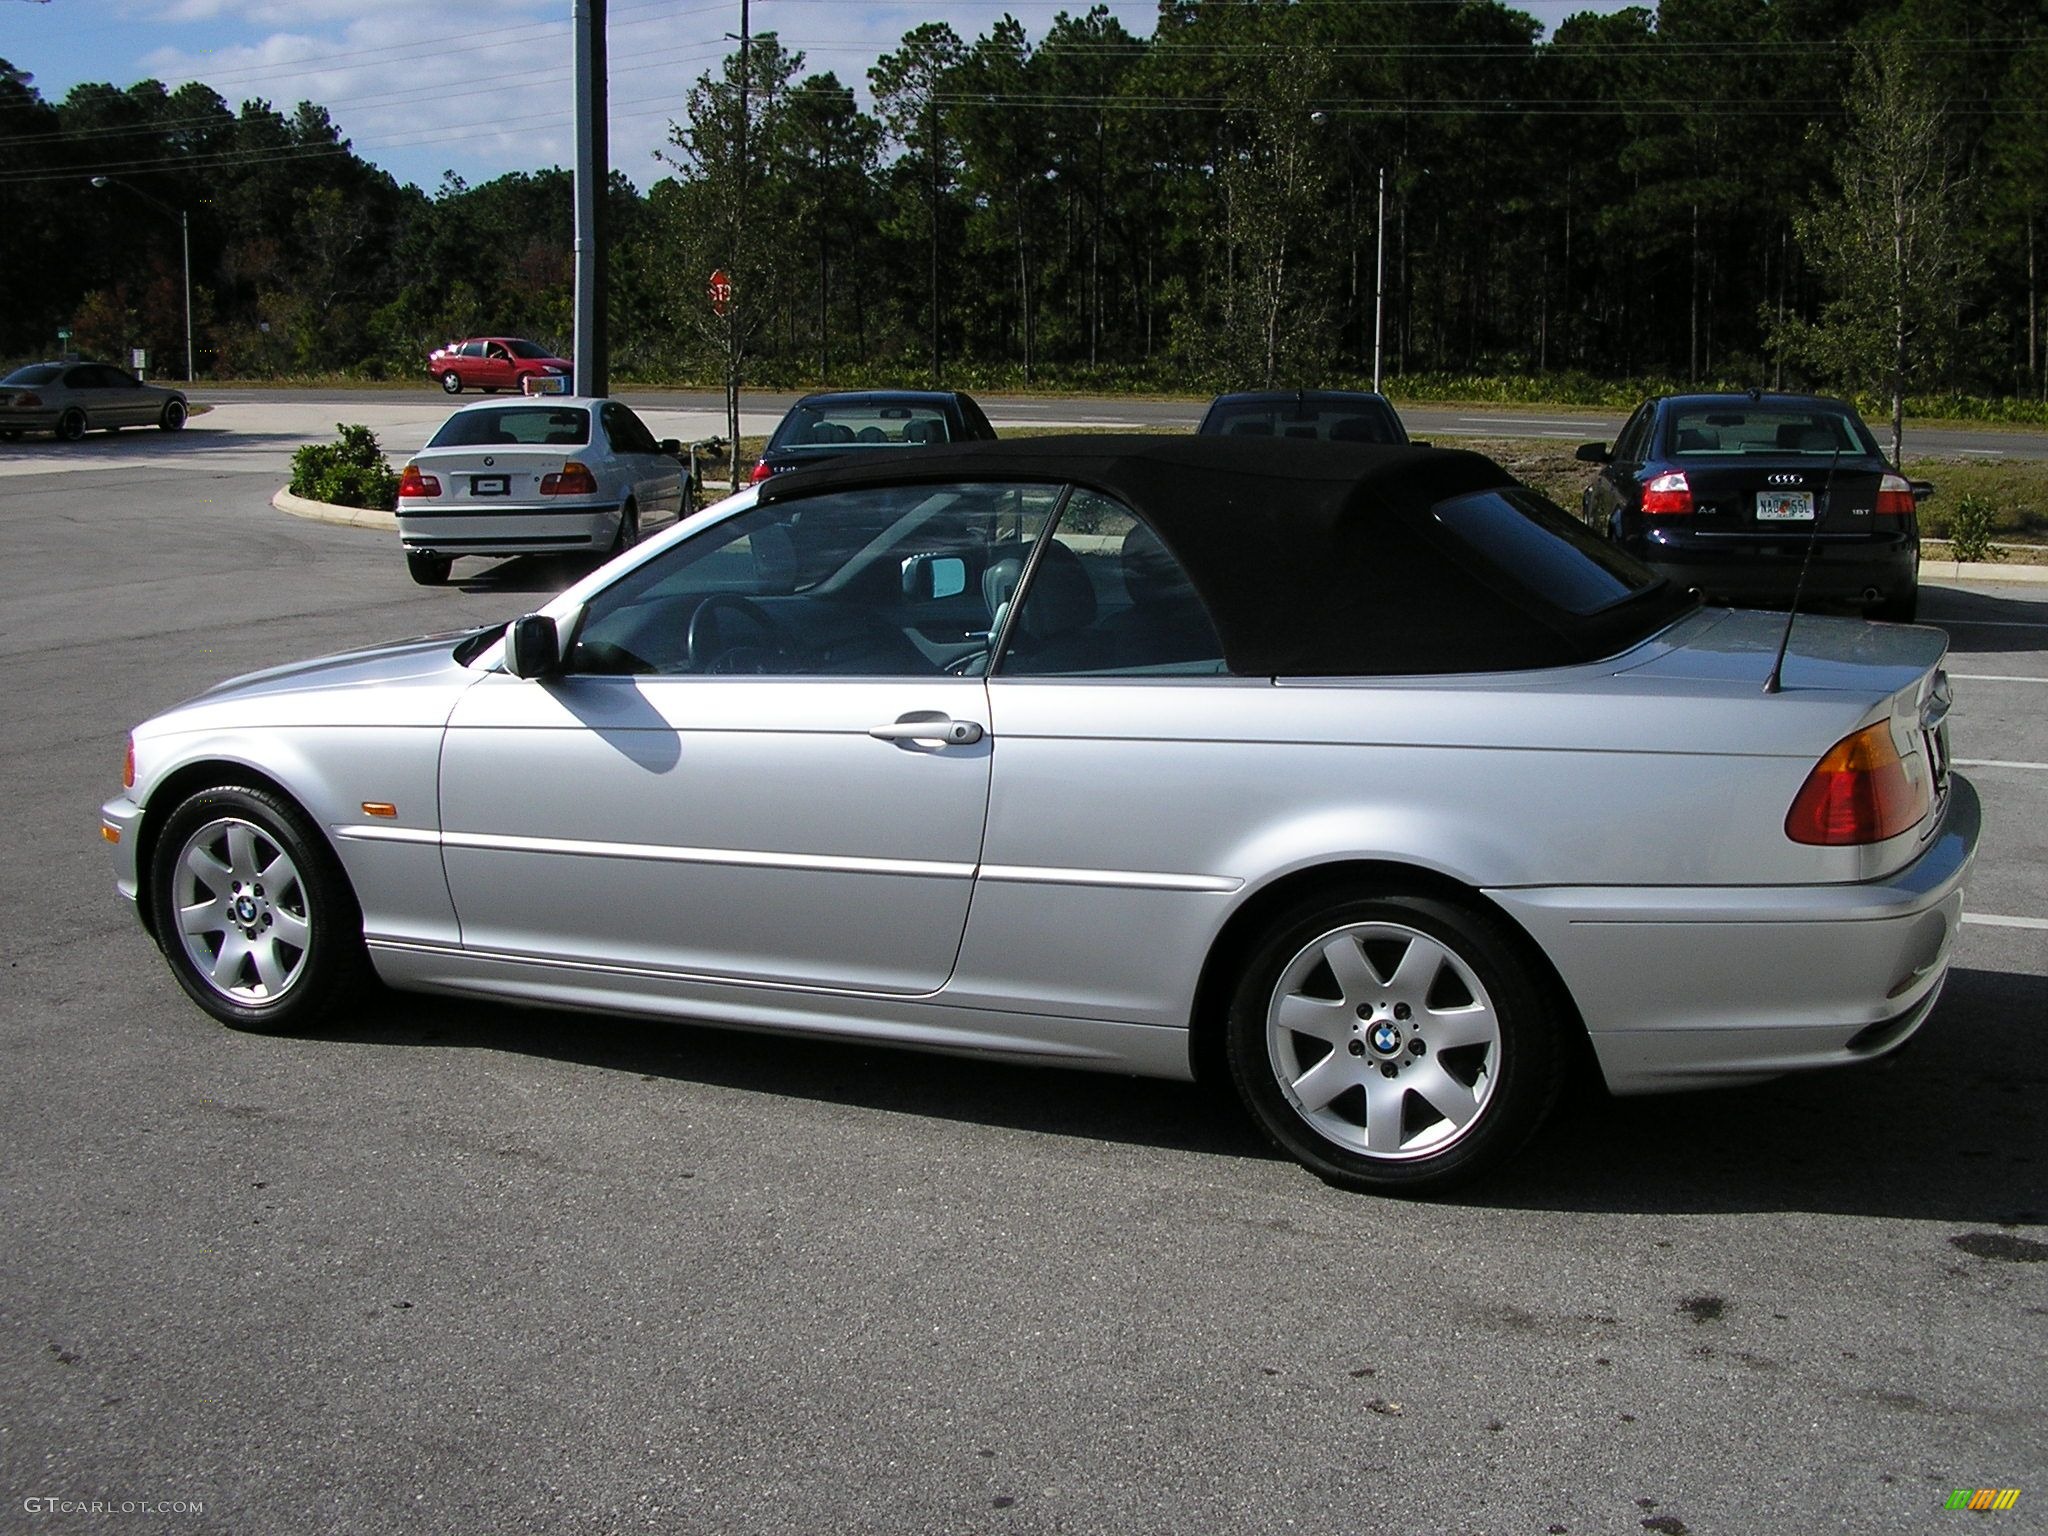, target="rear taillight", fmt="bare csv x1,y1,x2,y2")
1641,471,1692,515
1874,472,1916,517
15,392,41,407
540,462,599,496
749,460,774,484
1785,720,1931,846
398,465,441,498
